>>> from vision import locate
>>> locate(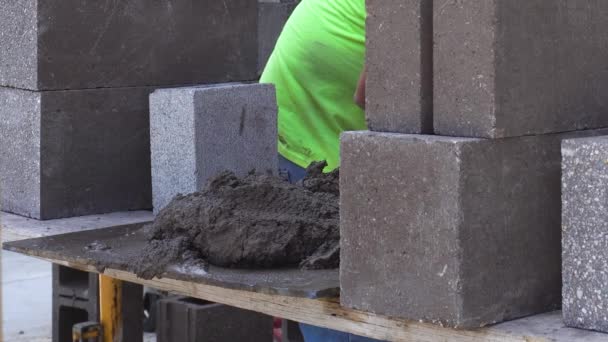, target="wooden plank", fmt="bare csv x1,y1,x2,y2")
34,255,542,342
0,210,153,242
5,226,608,341
3,224,339,299
100,275,122,342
